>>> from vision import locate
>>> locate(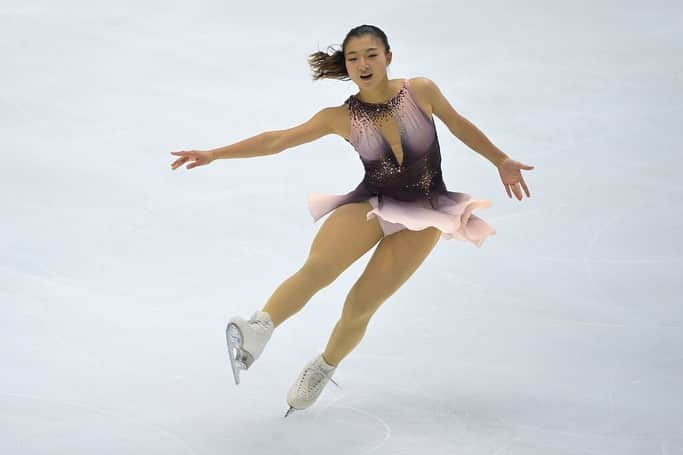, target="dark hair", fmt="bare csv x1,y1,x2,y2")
308,24,391,81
